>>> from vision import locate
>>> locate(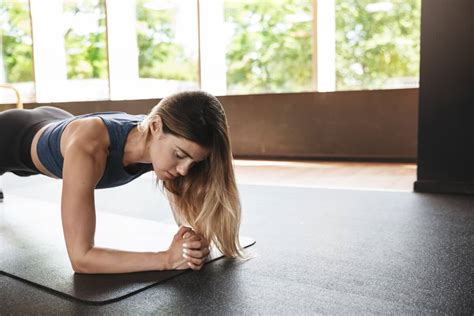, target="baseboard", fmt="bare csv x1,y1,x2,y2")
414,180,474,195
